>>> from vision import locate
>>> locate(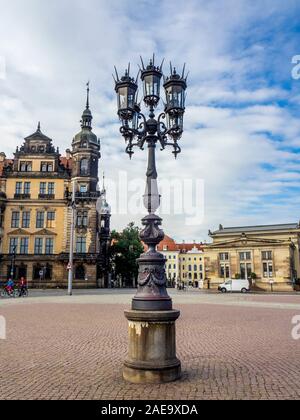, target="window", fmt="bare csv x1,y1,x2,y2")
36,212,45,228
79,184,88,193
76,236,86,253
220,264,230,279
75,265,86,280
24,182,31,195
11,211,20,228
80,159,89,175
199,265,203,271
240,251,251,261
262,251,272,261
22,212,30,228
262,251,273,278
15,182,22,195
40,182,47,195
48,183,55,196
263,262,273,278
188,265,192,271
34,238,43,254
41,162,53,172
240,263,252,280
9,238,18,254
20,238,29,254
82,211,88,227
46,211,55,228
77,211,88,228
45,238,54,255
194,265,197,271
220,253,229,261
20,162,32,172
